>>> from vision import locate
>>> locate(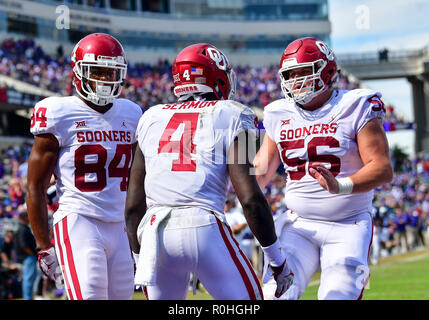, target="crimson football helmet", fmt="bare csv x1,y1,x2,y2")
172,43,236,100
71,33,127,106
278,37,338,105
